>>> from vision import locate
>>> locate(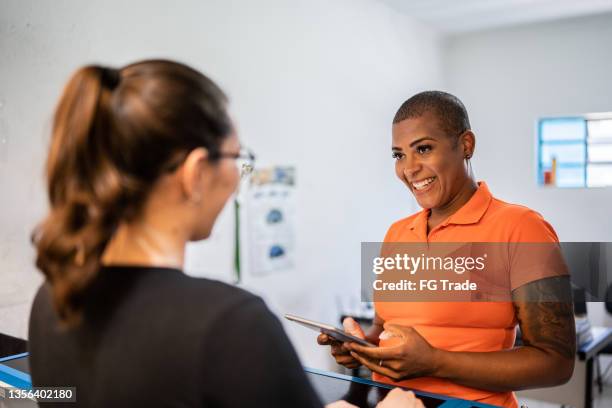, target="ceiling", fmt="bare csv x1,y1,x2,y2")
379,0,612,34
